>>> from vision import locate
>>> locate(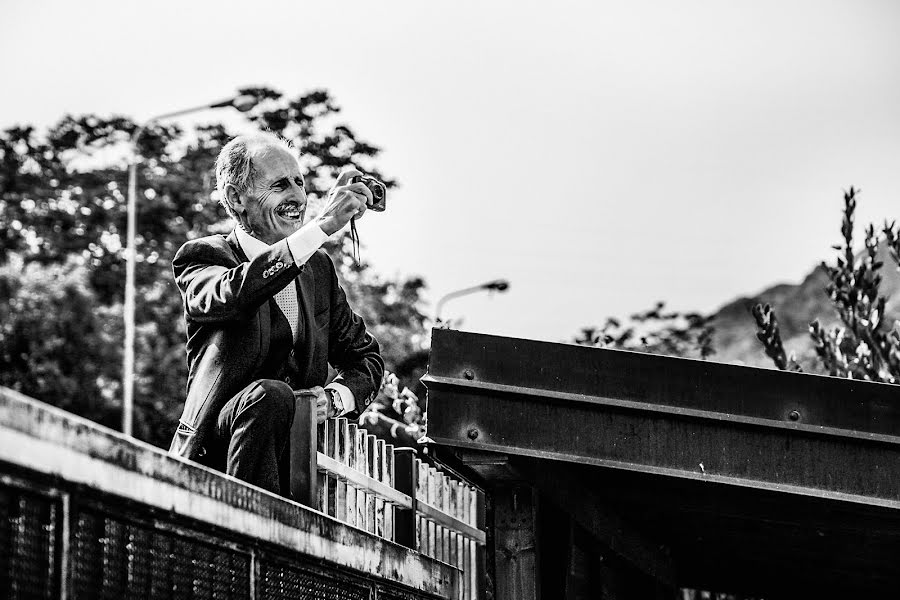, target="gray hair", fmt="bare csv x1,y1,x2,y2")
214,132,294,219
